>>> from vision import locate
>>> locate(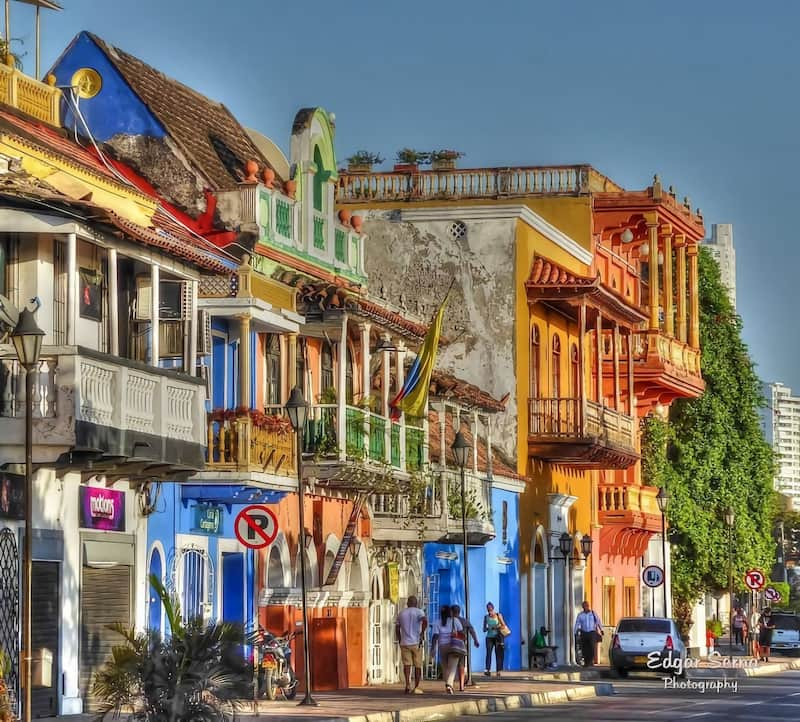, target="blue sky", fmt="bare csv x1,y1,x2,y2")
13,0,797,388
